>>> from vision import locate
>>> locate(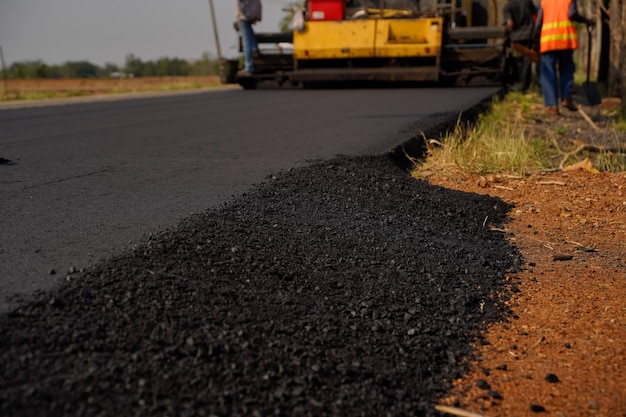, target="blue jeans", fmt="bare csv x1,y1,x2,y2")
540,49,575,107
239,19,257,72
